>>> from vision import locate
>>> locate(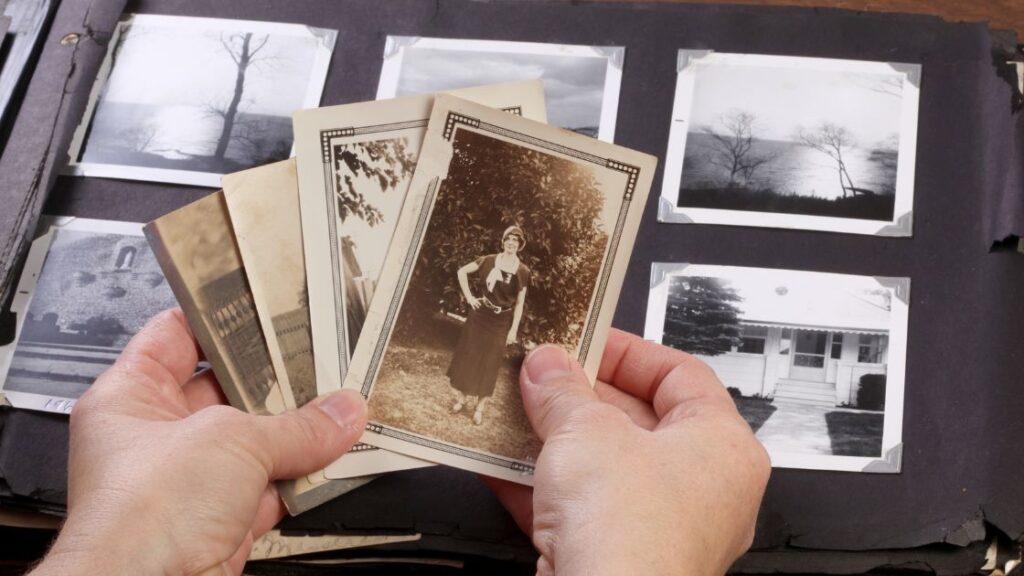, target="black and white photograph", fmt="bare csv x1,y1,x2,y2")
0,218,177,414
67,14,335,187
344,95,655,484
376,36,623,142
659,52,920,236
644,263,908,472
